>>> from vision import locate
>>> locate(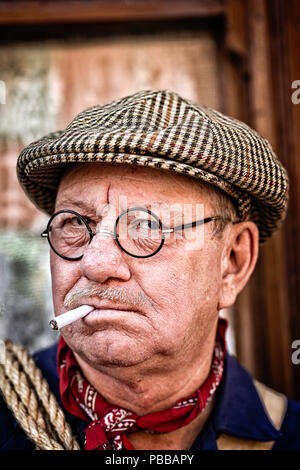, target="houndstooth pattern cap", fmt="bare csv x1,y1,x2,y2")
17,90,289,242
